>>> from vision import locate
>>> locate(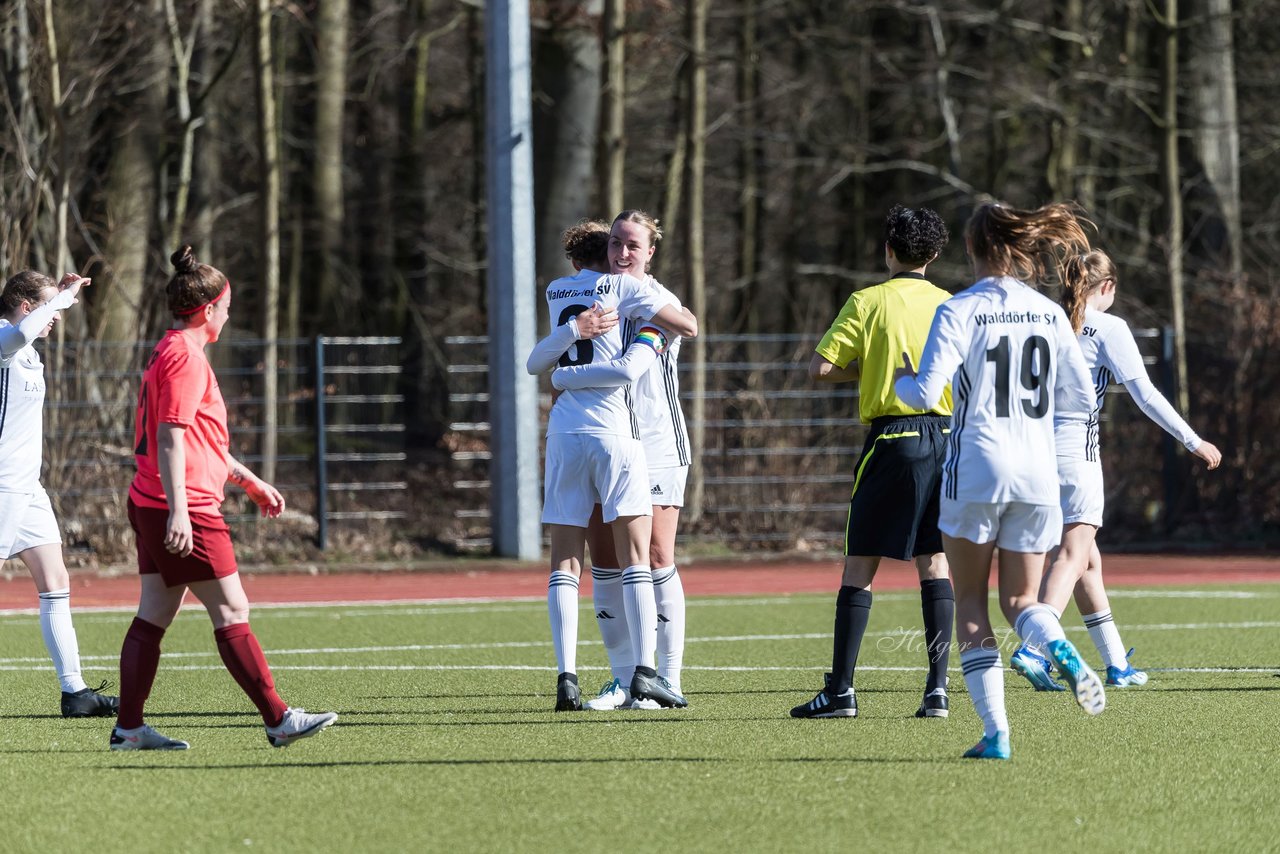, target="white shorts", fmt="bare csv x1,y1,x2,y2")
0,486,62,560
542,433,652,527
939,498,1062,553
649,465,688,508
1058,457,1104,527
